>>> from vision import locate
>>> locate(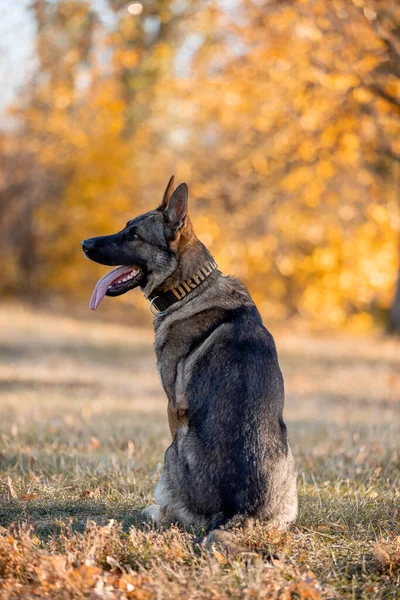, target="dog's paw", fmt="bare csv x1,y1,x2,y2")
141,504,160,523
203,530,248,557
